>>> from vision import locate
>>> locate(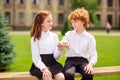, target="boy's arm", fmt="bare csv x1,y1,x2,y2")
88,36,98,65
